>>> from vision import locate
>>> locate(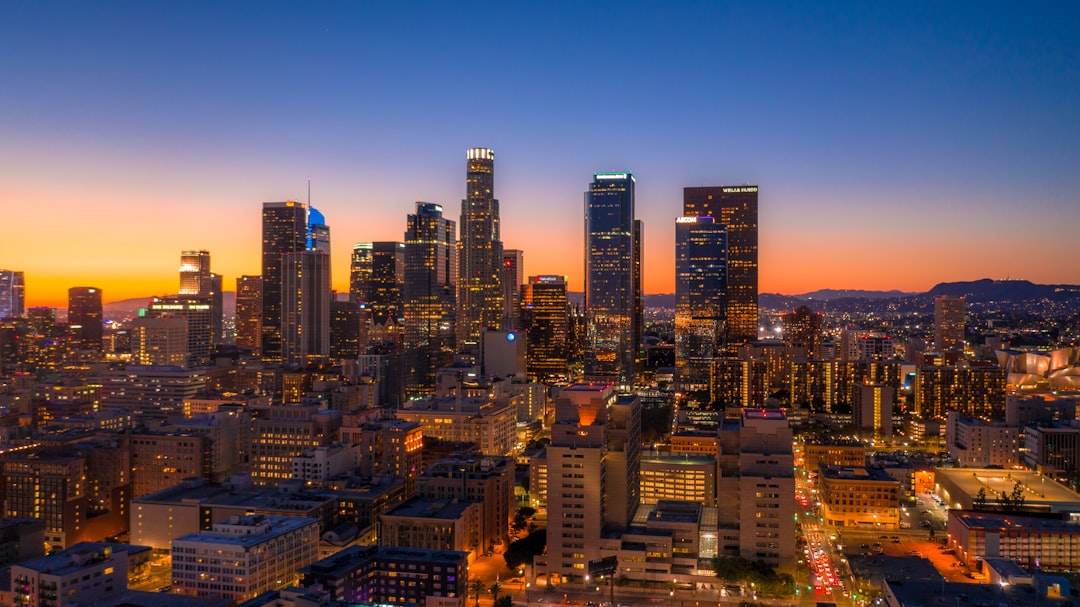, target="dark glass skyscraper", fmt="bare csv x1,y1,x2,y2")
520,275,569,381
683,186,758,355
404,202,457,396
584,173,639,386
235,275,262,354
458,148,503,349
282,251,331,368
350,242,405,326
261,201,307,362
674,216,727,391
67,286,103,352
501,249,523,330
